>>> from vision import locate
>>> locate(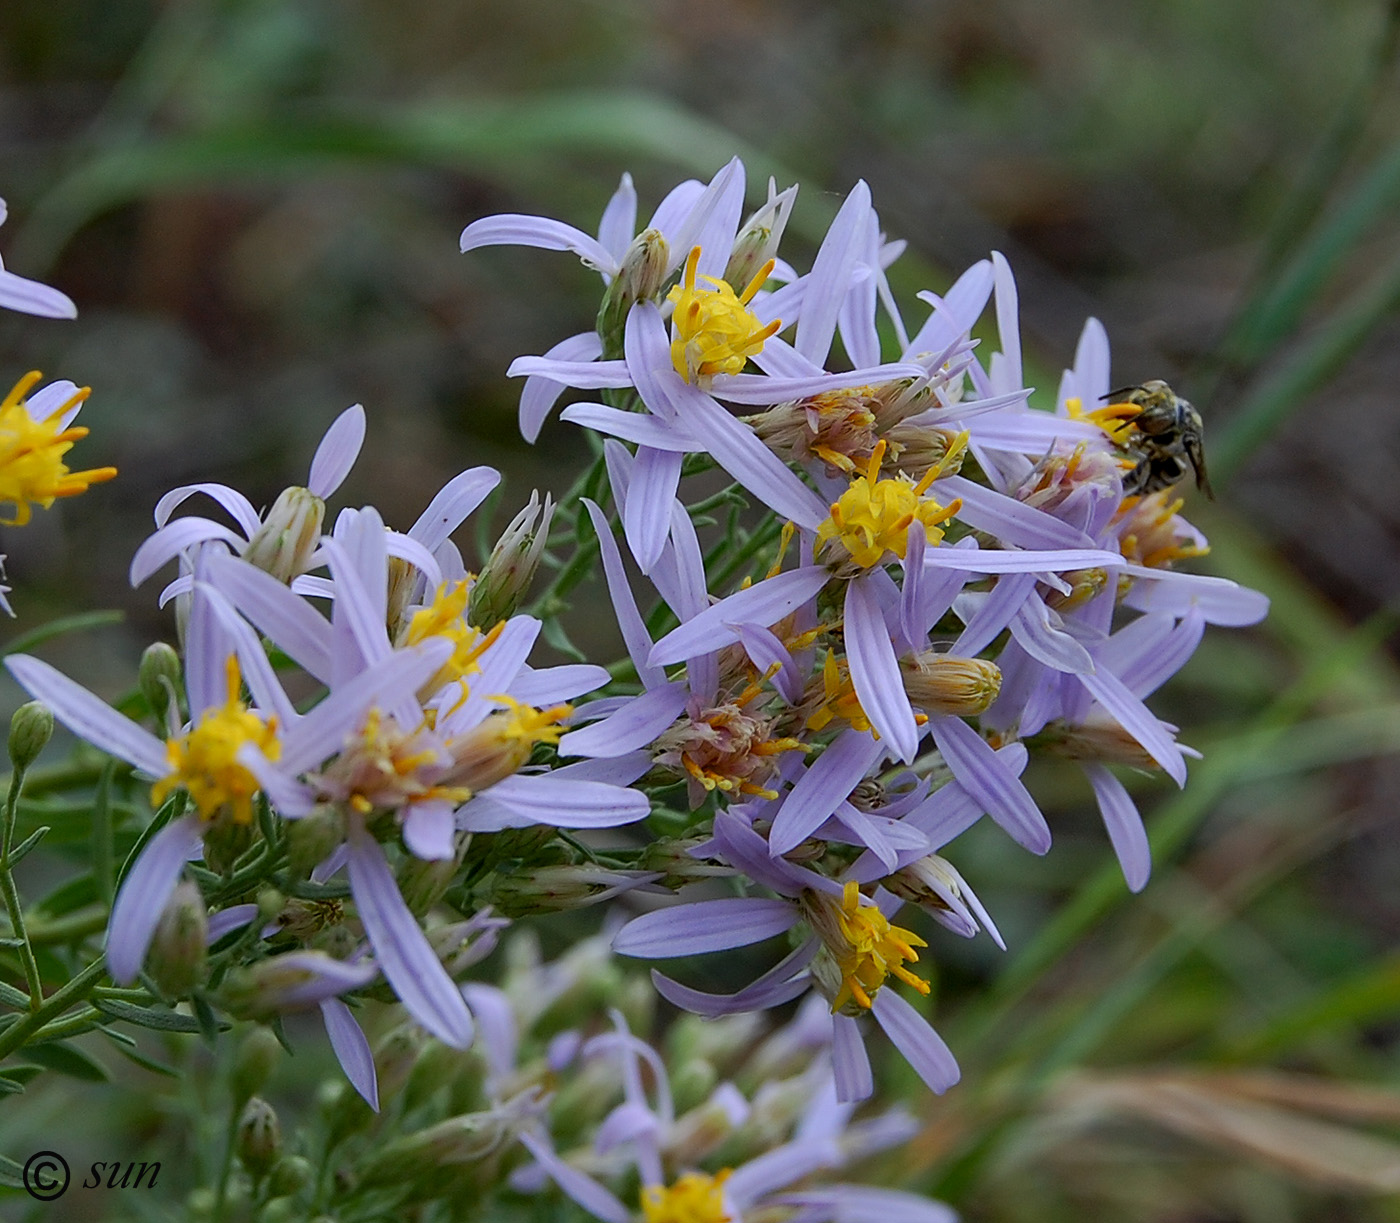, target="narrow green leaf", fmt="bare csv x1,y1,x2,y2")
0,981,29,1009
0,610,124,658
0,1154,27,1184
4,825,49,870
93,998,207,1034
190,993,221,1046
24,1040,108,1082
